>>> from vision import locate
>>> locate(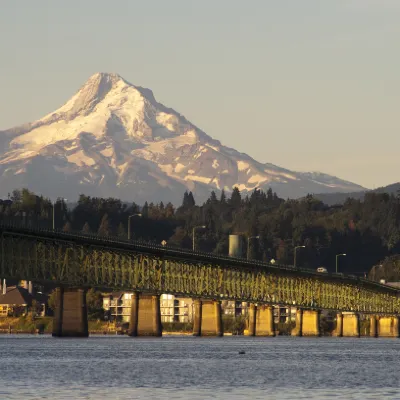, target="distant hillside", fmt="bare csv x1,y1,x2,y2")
315,182,400,205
